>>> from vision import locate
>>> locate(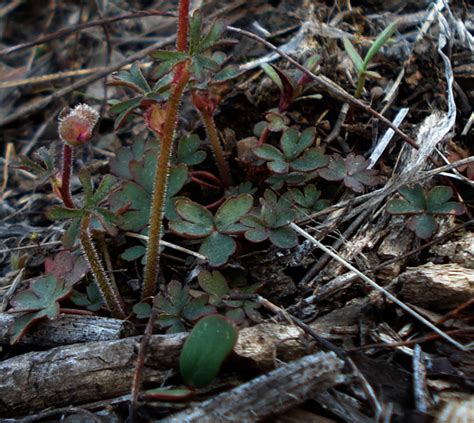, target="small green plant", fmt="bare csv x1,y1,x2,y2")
179,315,238,388
49,170,126,318
261,55,321,112
242,189,298,248
169,194,254,266
198,270,262,324
71,282,104,312
8,275,73,344
136,280,216,333
282,184,331,219
142,1,239,299
386,184,465,239
254,127,328,175
343,21,398,98
319,153,383,193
